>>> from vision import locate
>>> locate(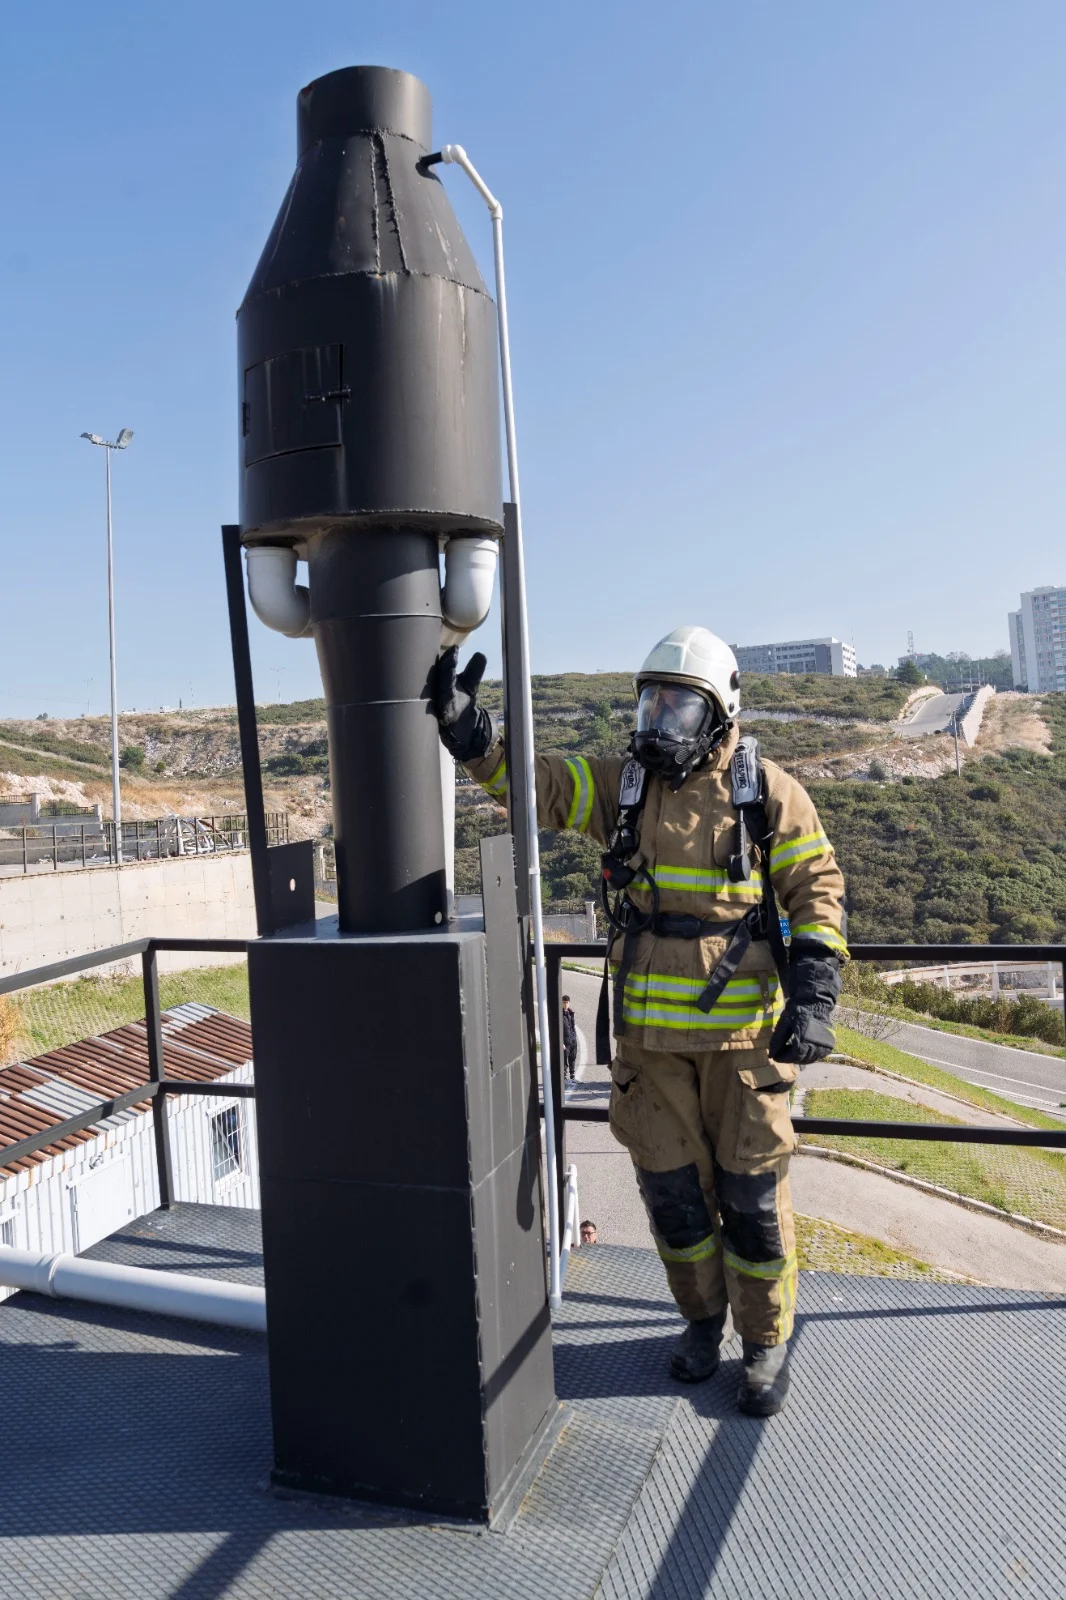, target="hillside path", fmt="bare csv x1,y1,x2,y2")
898,691,967,737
